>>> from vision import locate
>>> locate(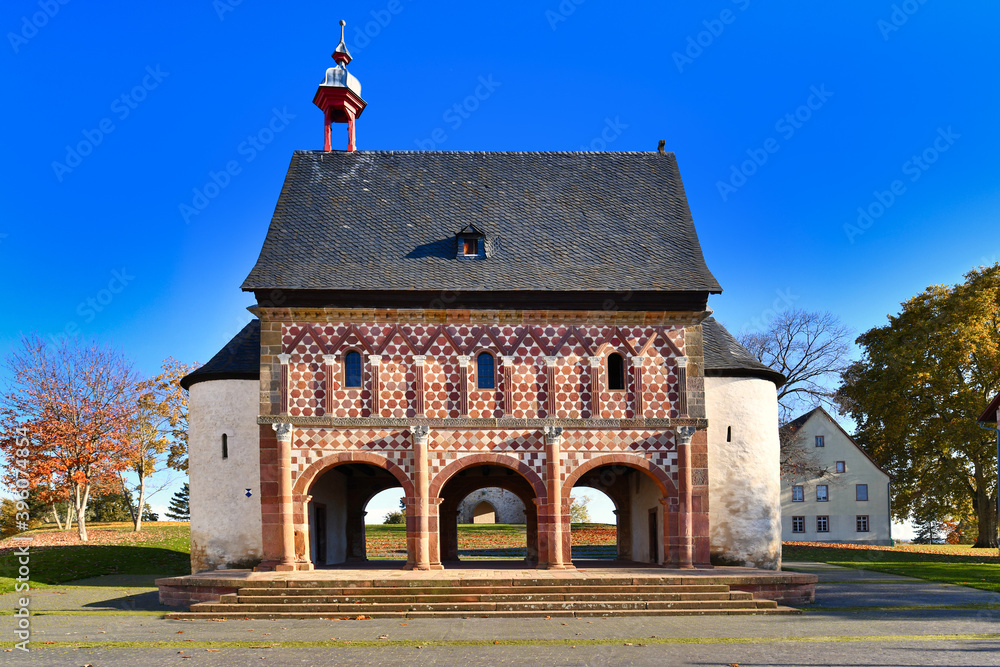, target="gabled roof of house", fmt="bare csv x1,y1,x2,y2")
781,406,891,478
701,317,785,387
979,393,1000,423
180,320,260,390
241,151,722,296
